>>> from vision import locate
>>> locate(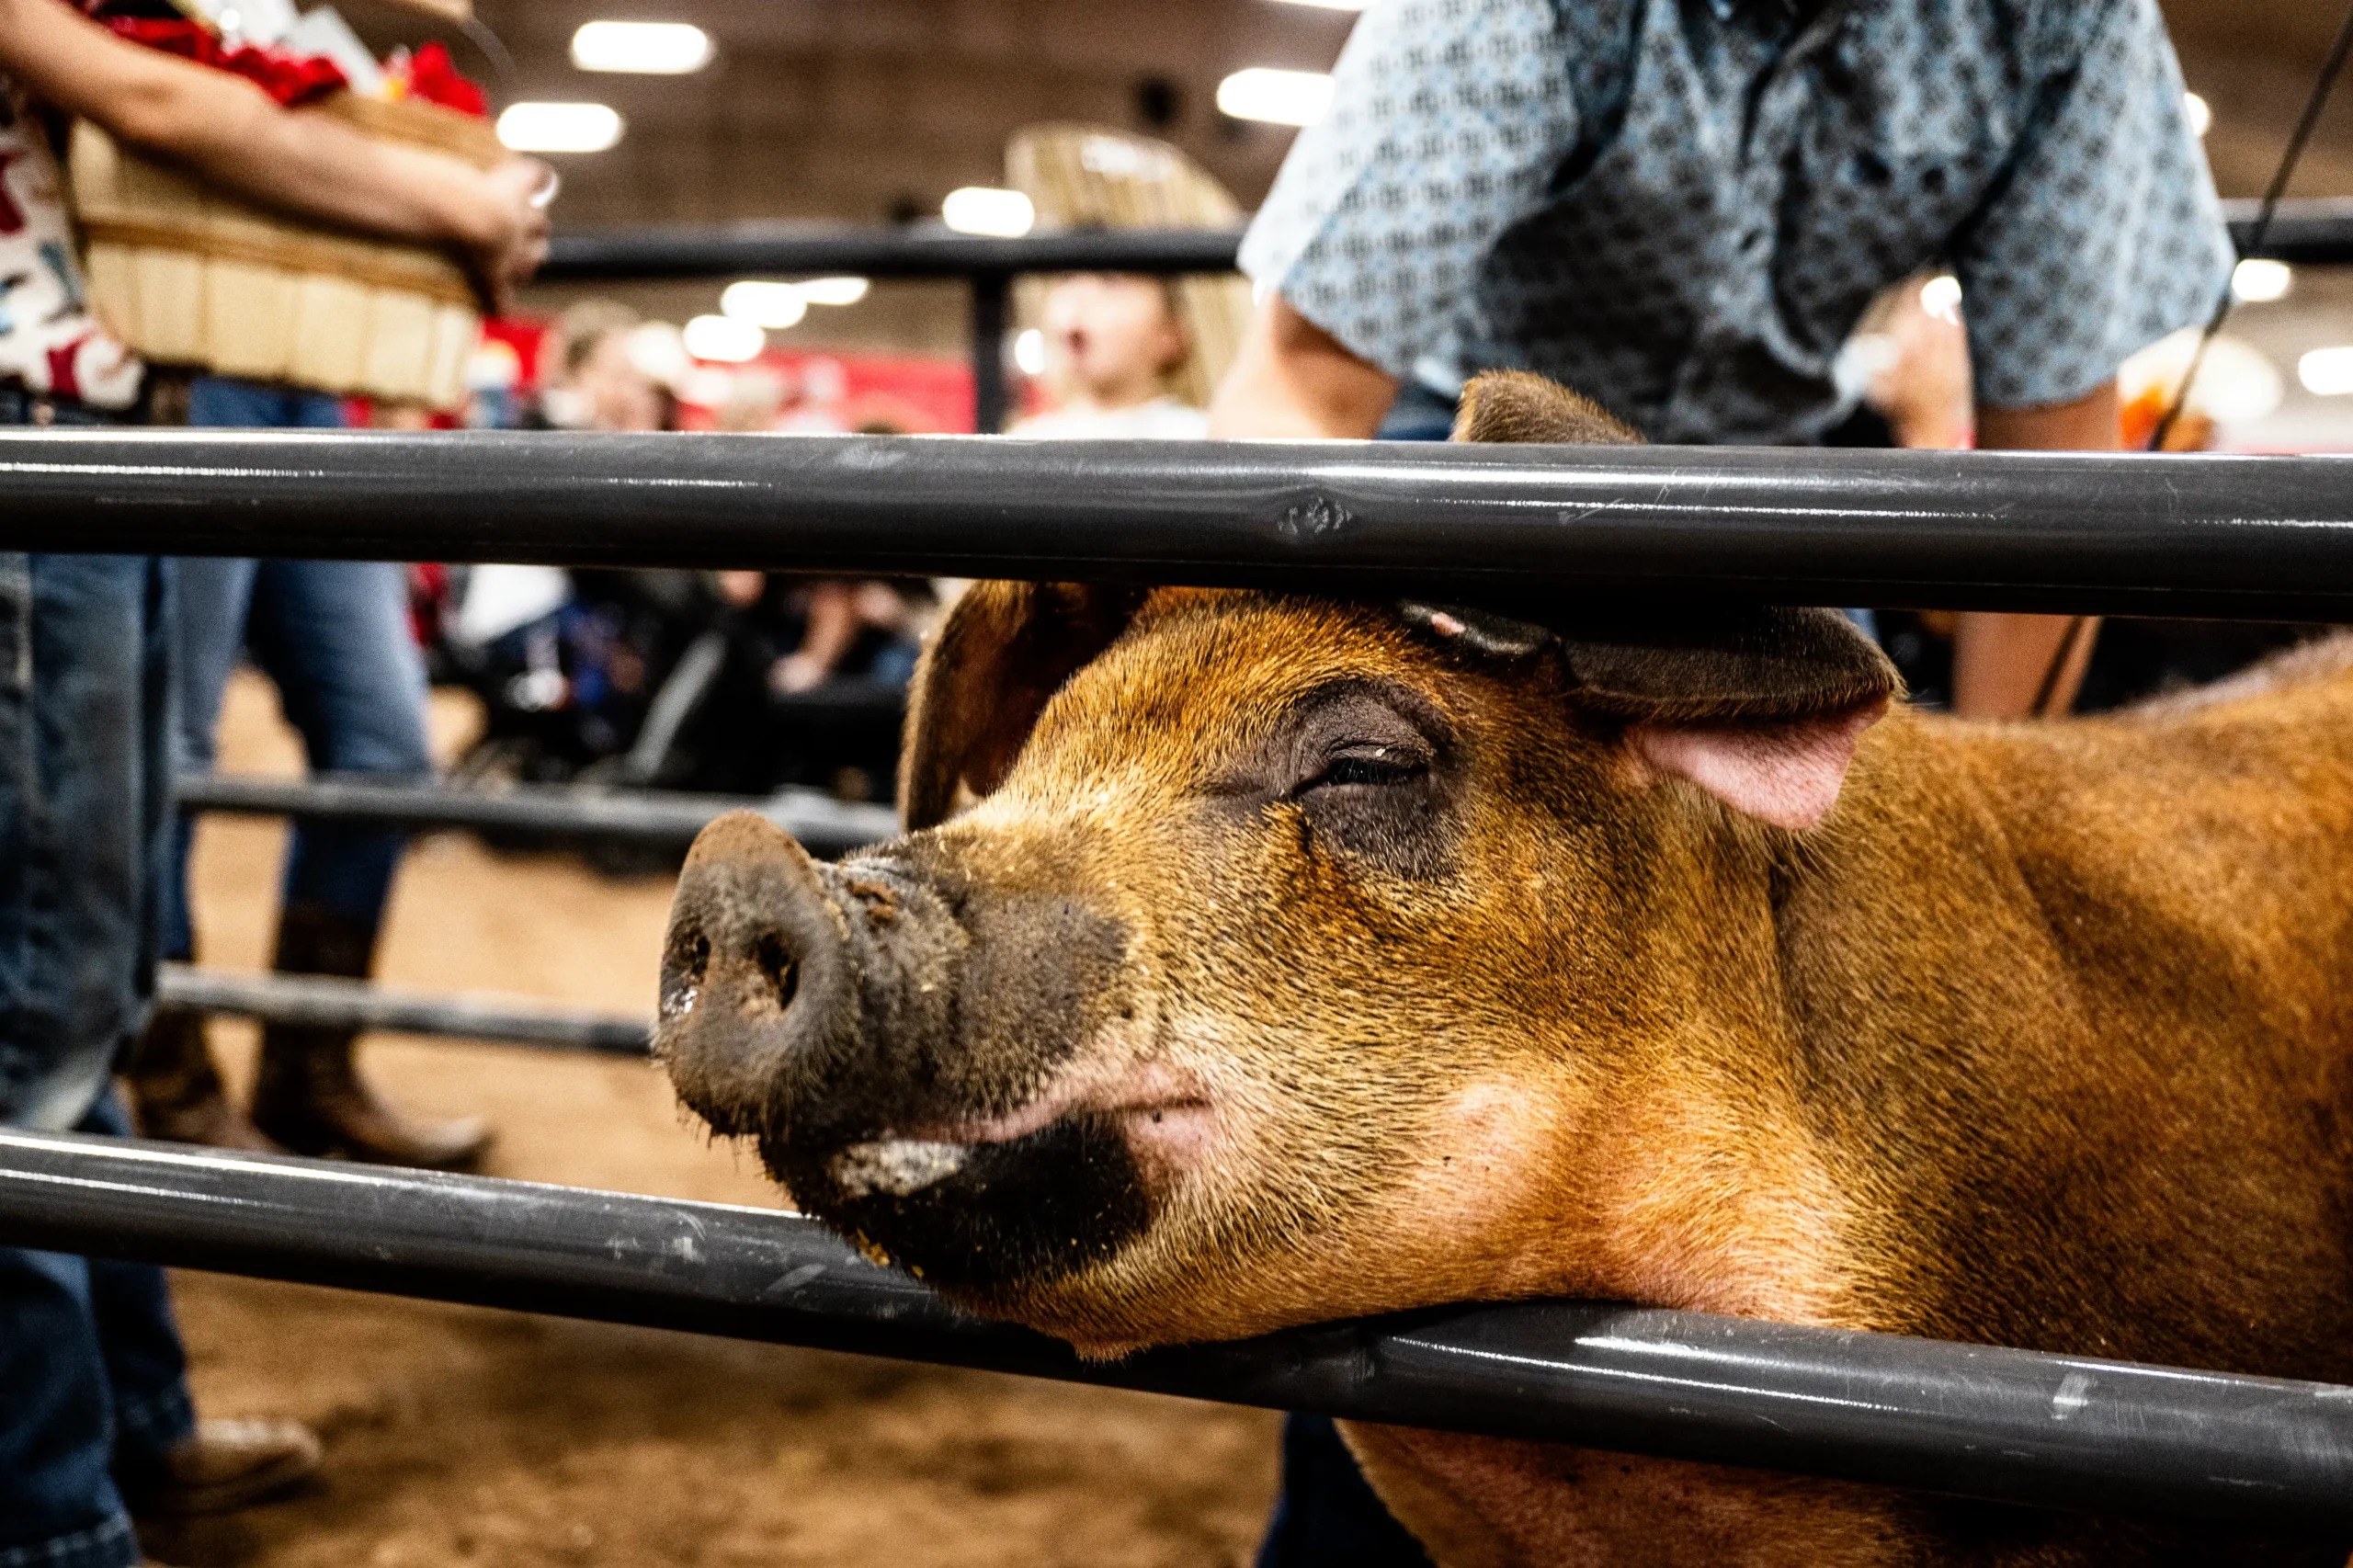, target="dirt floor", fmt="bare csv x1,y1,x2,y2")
138,673,1281,1568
